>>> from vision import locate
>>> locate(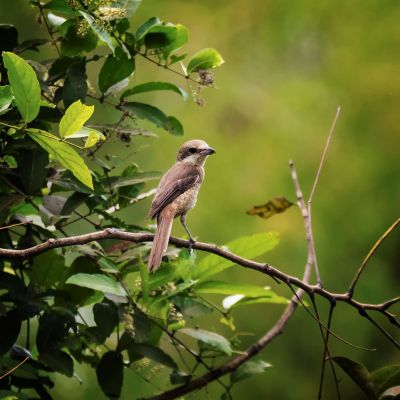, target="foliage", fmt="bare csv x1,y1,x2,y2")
0,1,278,399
